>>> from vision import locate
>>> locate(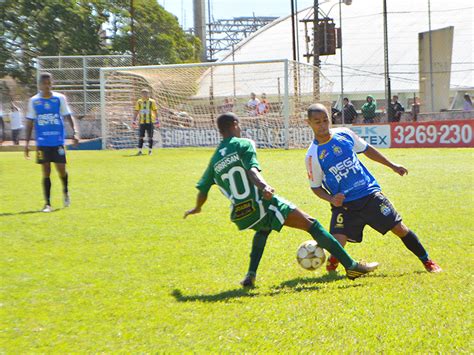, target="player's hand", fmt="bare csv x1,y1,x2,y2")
184,207,201,219
262,185,274,200
155,122,160,128
132,121,138,129
331,193,345,207
24,145,30,160
391,164,408,176
72,134,80,147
